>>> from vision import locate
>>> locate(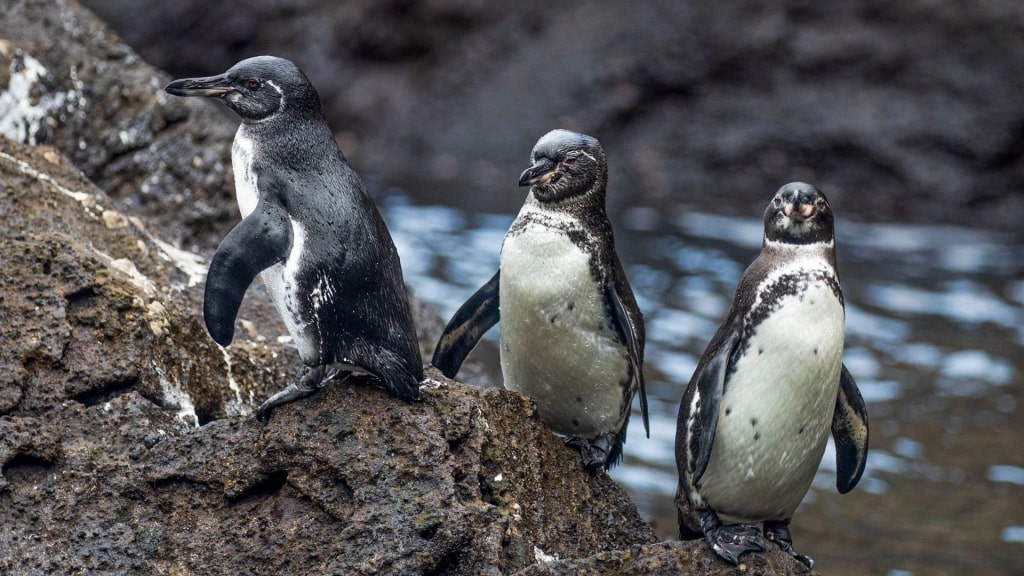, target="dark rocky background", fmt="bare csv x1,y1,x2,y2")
82,0,1024,235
